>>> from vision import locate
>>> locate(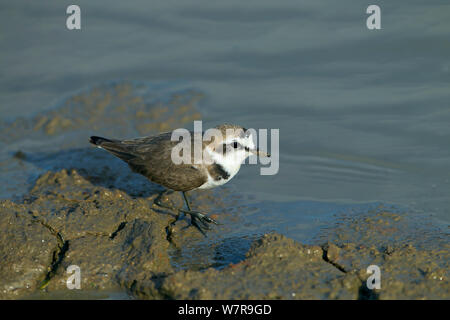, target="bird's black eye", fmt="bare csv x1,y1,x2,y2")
233,141,238,148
